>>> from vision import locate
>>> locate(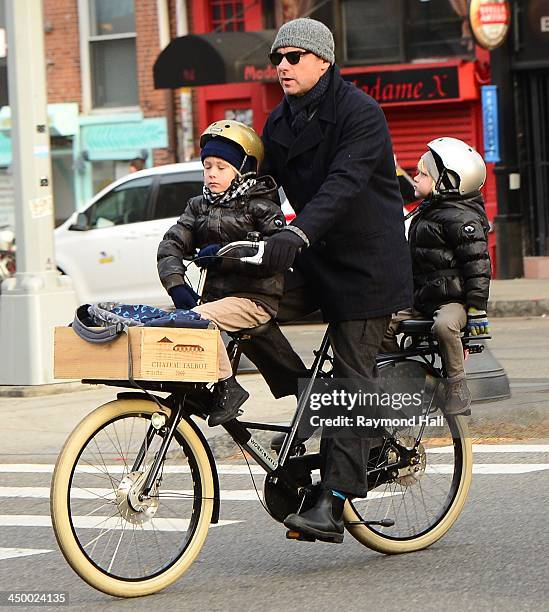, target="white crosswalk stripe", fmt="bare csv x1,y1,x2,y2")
0,444,546,562
0,487,401,501
1,460,548,475
428,444,549,454
0,515,239,531
0,548,52,560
